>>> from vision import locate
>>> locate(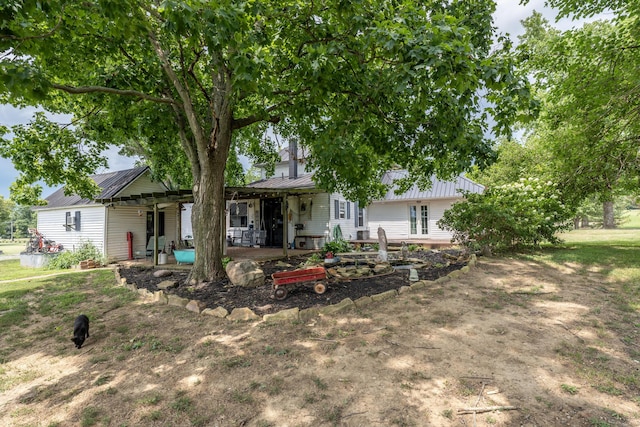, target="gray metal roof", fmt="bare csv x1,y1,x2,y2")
247,173,316,190
41,166,150,209
375,170,485,202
